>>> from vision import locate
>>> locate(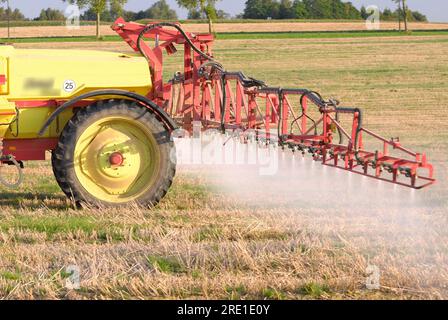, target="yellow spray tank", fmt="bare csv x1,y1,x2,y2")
0,44,177,206
0,45,153,140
